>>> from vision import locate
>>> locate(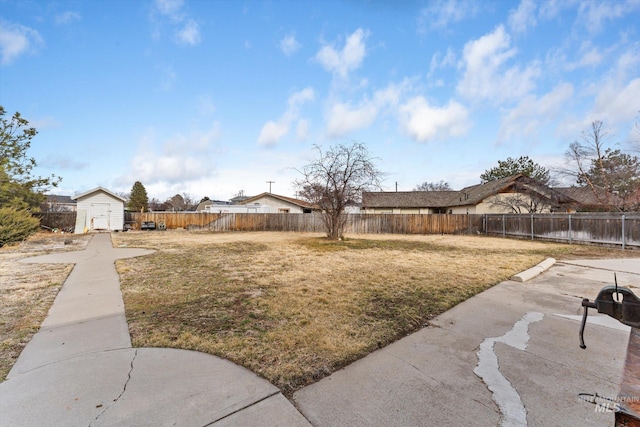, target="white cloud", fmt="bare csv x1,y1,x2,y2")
417,0,478,33
30,115,61,130
41,154,88,171
325,101,378,138
55,11,81,26
280,34,301,56
508,0,537,34
158,63,177,91
457,25,540,104
428,47,456,77
578,0,640,33
296,119,310,141
578,48,640,126
155,0,184,18
122,123,221,187
287,87,315,112
573,46,603,69
258,87,315,146
538,0,568,20
175,19,201,46
398,97,470,143
323,81,410,138
163,122,221,155
258,120,290,147
591,72,640,126
315,28,369,78
151,0,201,46
498,82,574,142
0,20,43,65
